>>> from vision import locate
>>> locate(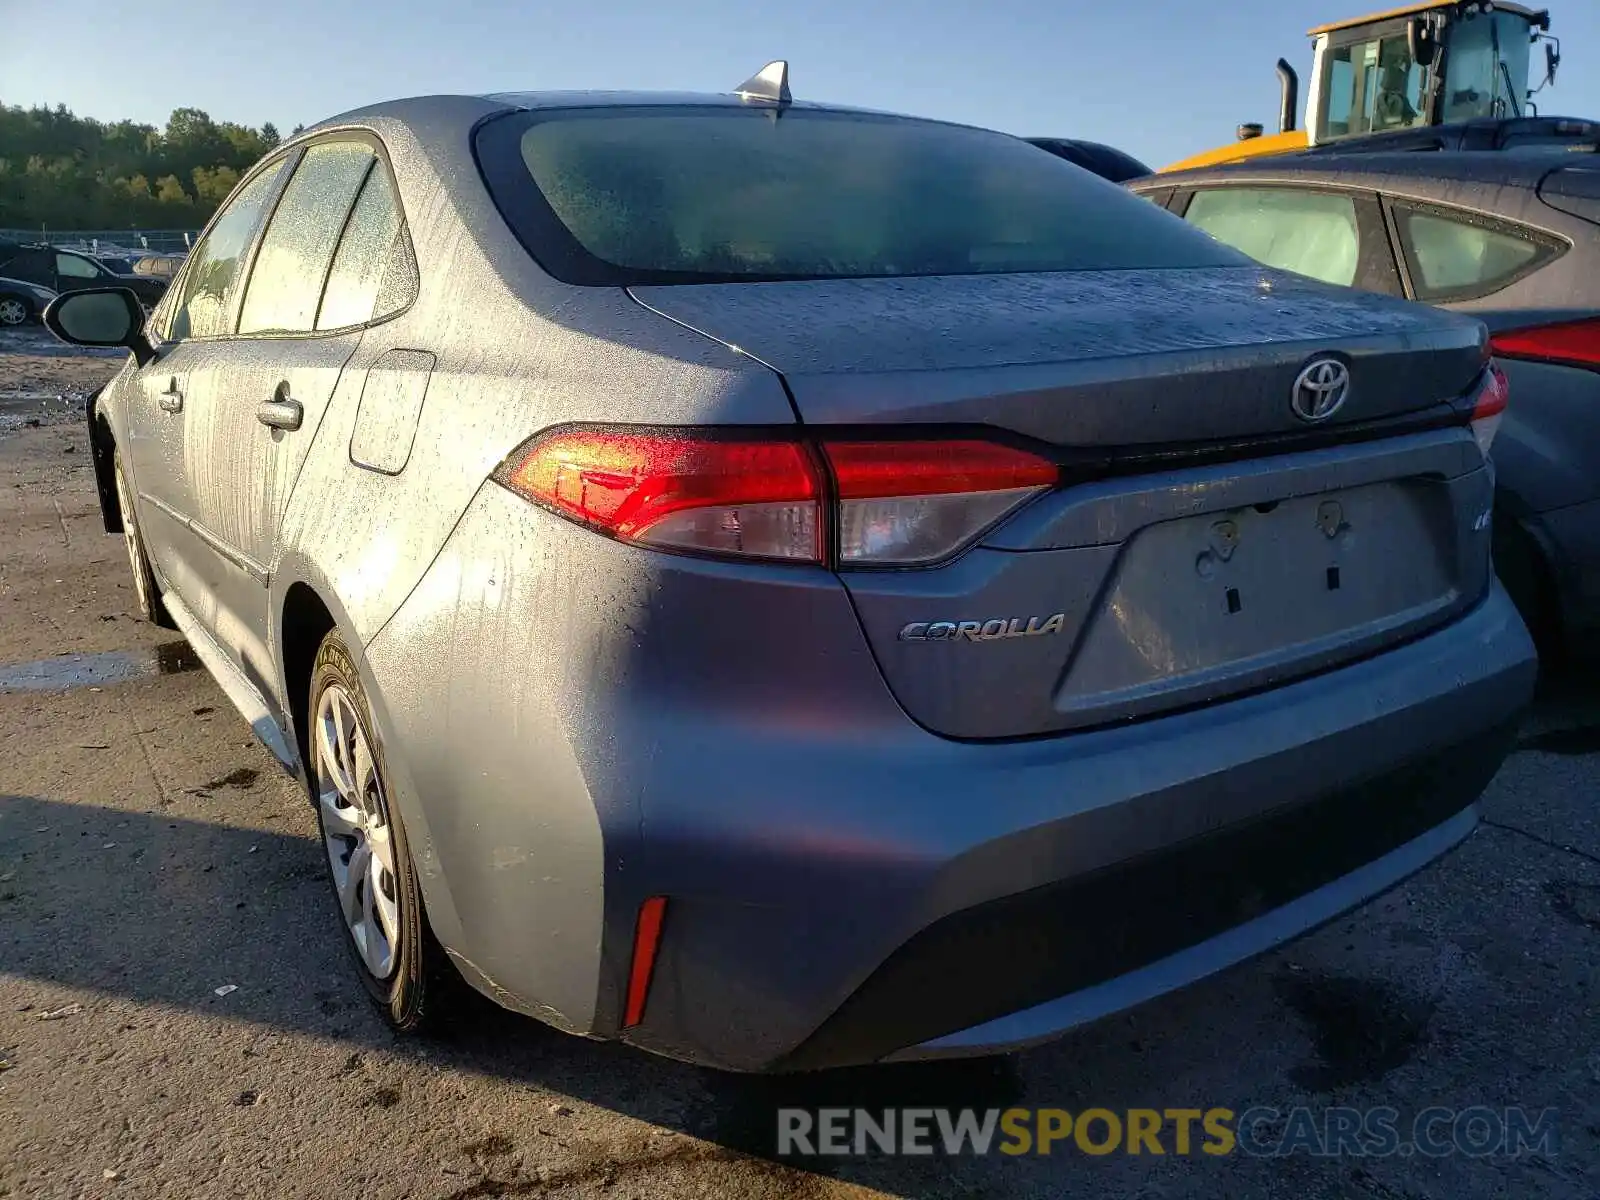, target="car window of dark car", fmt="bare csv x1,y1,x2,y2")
315,160,414,330
477,107,1245,285
1390,202,1560,302
1182,187,1361,286
2,248,52,286
56,253,103,280
239,140,377,336
166,160,289,341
